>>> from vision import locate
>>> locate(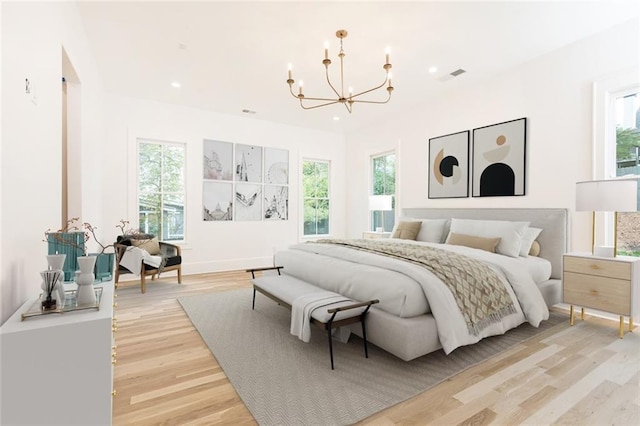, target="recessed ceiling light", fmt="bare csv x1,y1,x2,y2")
333,116,340,121
171,81,181,88
428,66,438,74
